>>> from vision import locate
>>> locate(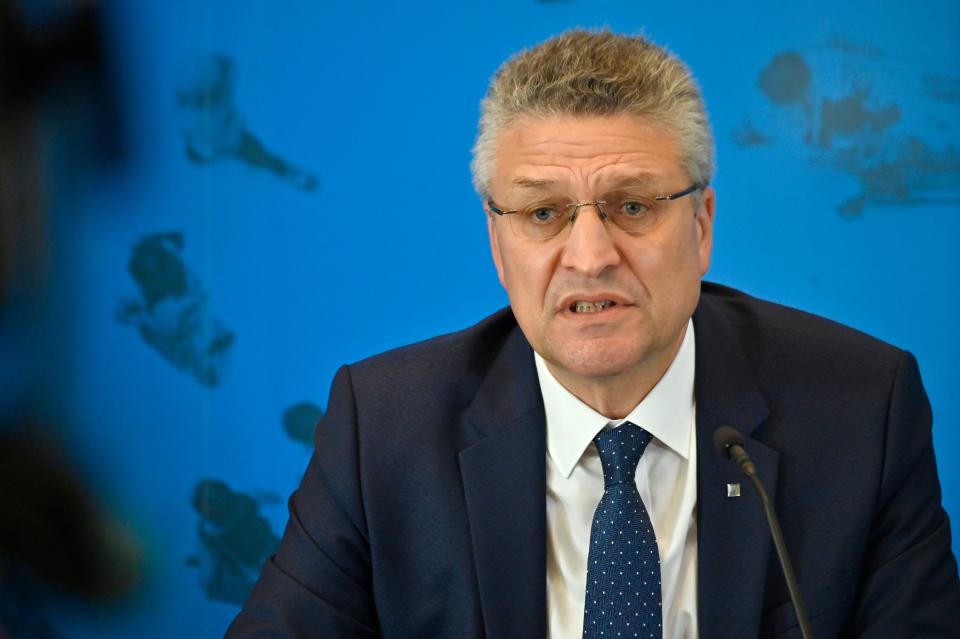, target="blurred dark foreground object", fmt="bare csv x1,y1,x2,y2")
0,1,137,636
0,0,126,301
0,425,142,637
